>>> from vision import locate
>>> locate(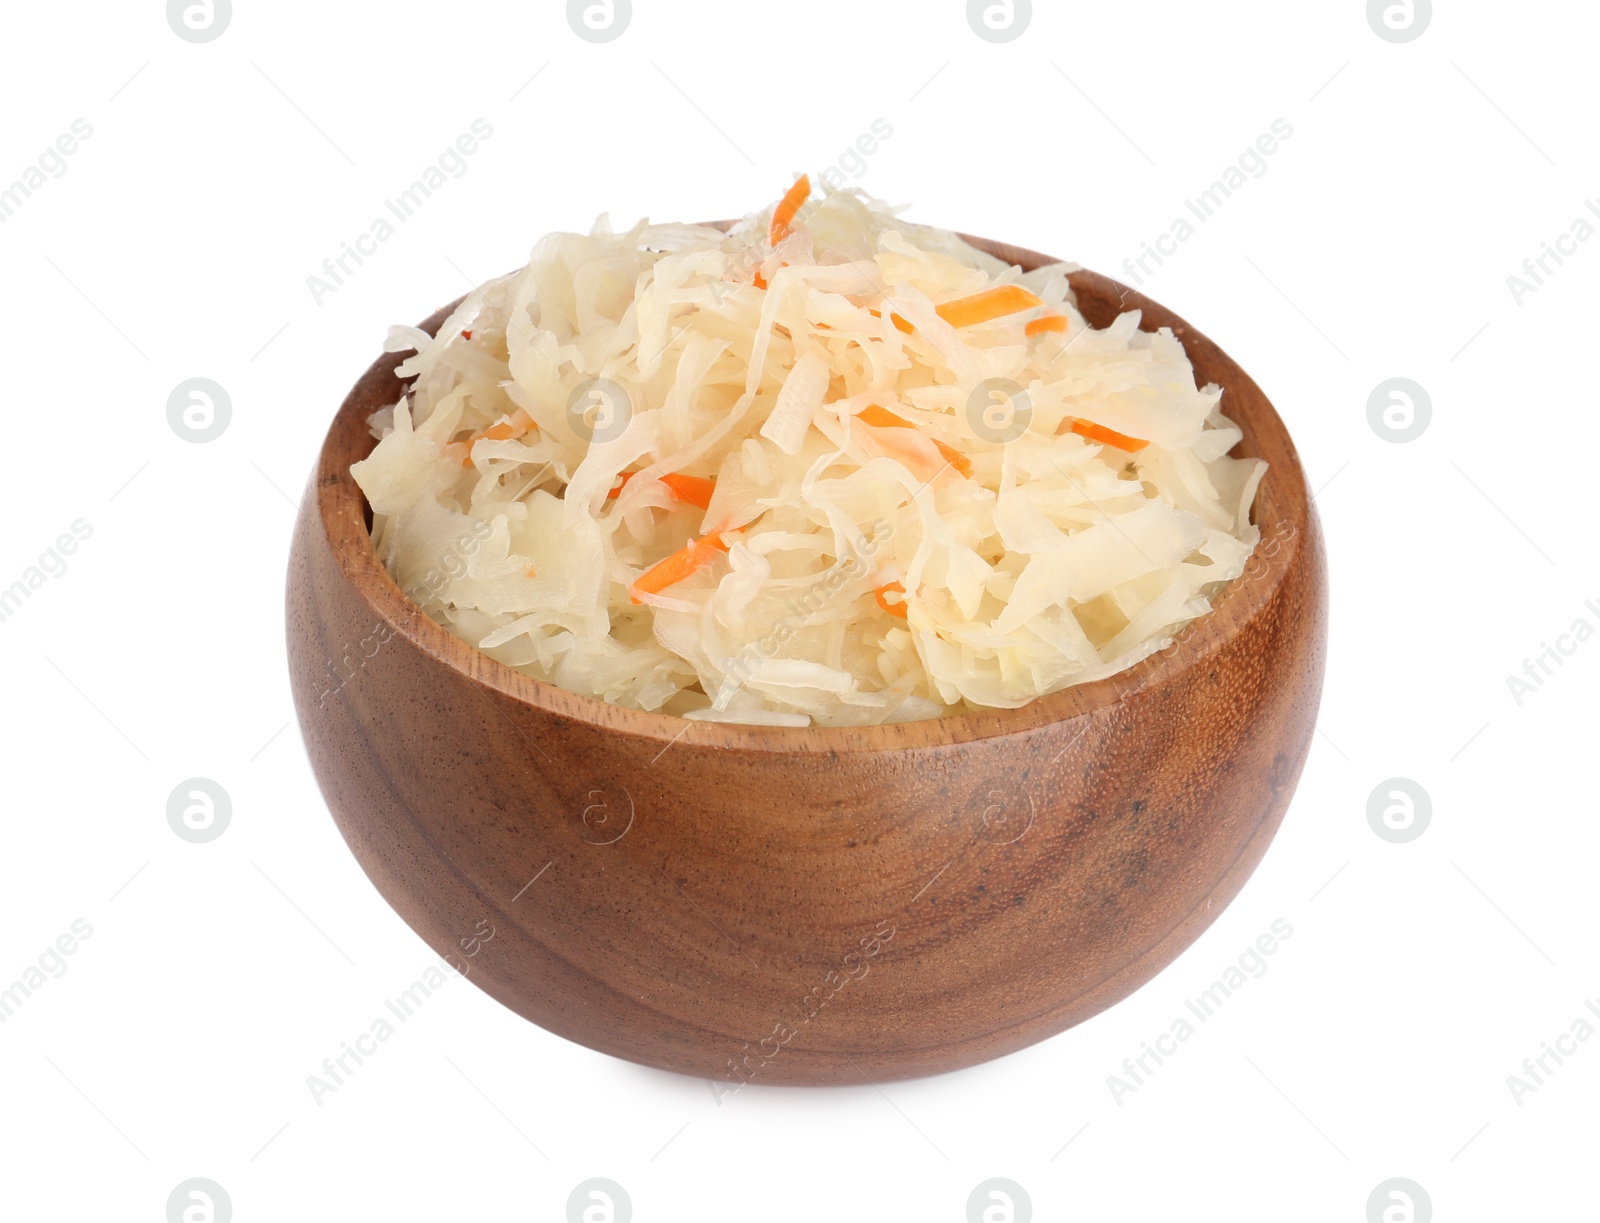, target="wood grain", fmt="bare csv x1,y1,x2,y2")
286,234,1328,1086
